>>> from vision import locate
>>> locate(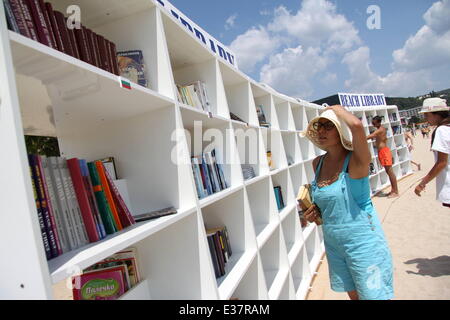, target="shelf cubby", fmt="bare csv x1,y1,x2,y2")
291,247,312,300
271,169,295,211
262,129,288,171
259,228,282,292
281,209,298,255
274,97,295,131
305,228,322,272
303,160,316,184
230,256,267,300
291,103,308,131
252,84,279,129
289,164,307,201
245,177,278,241
281,132,302,167
401,161,412,176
